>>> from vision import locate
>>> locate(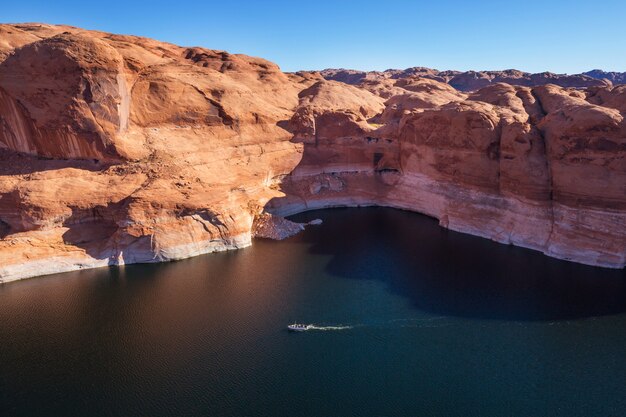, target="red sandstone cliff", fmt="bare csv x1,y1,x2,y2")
0,24,624,282
270,79,625,268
